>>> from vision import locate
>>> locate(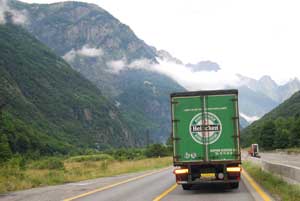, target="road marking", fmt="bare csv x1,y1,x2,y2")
63,167,171,201
152,183,177,201
242,170,272,201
